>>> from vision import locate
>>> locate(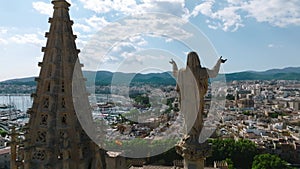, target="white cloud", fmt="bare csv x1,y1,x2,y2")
243,0,300,27
139,0,187,17
111,42,138,55
9,34,45,46
78,0,113,14
113,49,182,73
227,0,243,5
72,16,110,47
73,23,92,32
81,13,193,70
189,0,300,31
79,0,188,18
0,27,8,34
189,0,214,17
213,6,244,32
32,1,53,16
0,27,8,45
85,15,109,30
128,35,148,46
267,43,283,48
208,24,218,30
0,38,8,45
189,0,244,31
